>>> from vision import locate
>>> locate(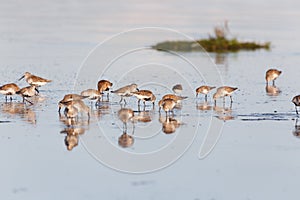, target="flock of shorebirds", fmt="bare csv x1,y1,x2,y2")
1,68,300,124
2,68,300,150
